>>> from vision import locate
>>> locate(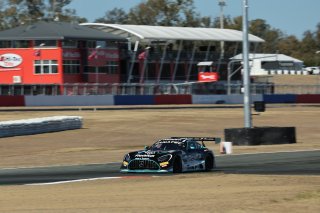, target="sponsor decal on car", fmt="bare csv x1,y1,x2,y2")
135,154,155,158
